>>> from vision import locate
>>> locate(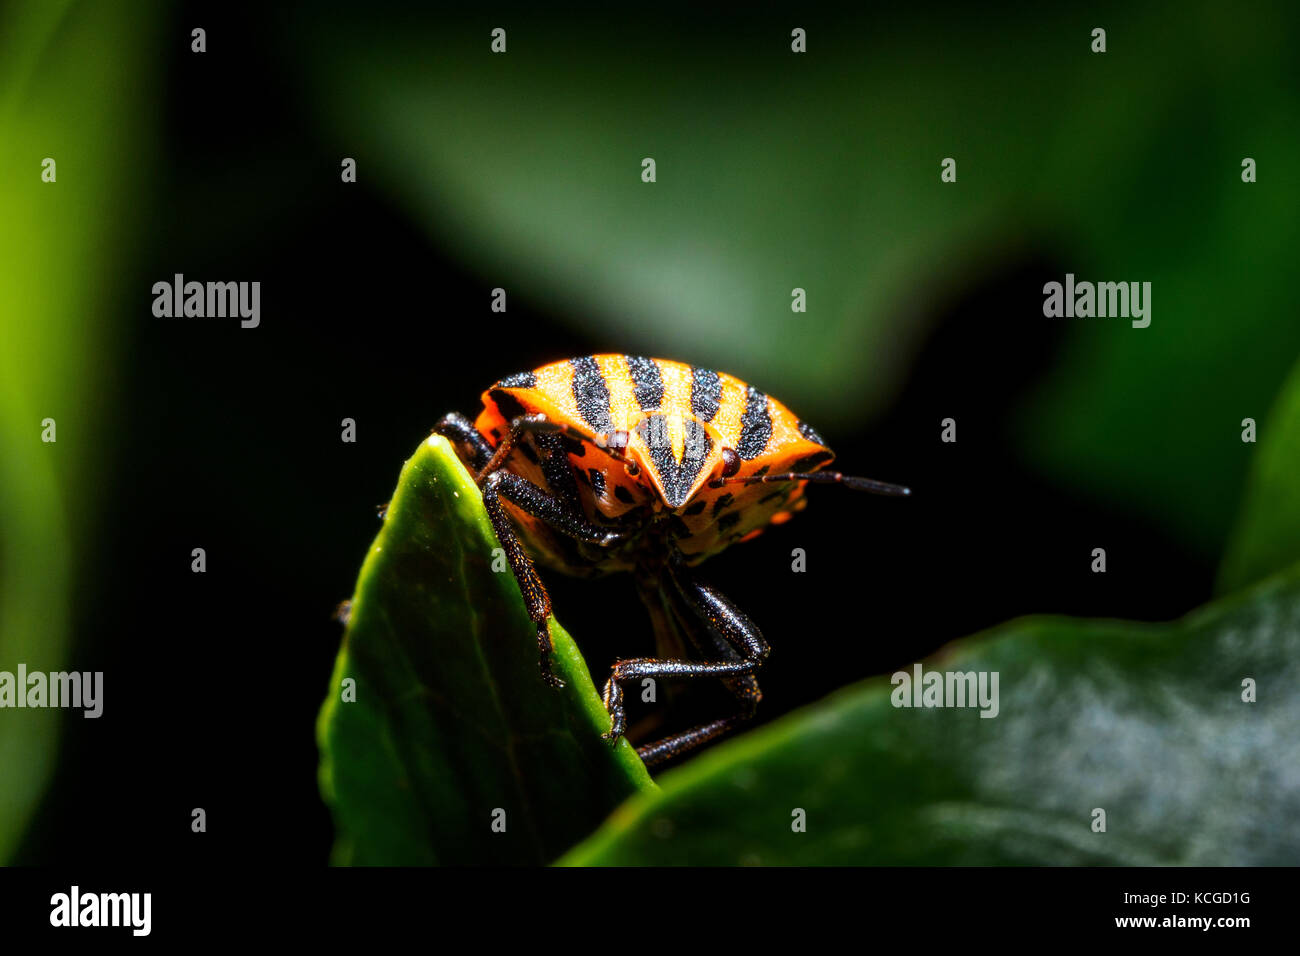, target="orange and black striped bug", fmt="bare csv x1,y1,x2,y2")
434,355,909,768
